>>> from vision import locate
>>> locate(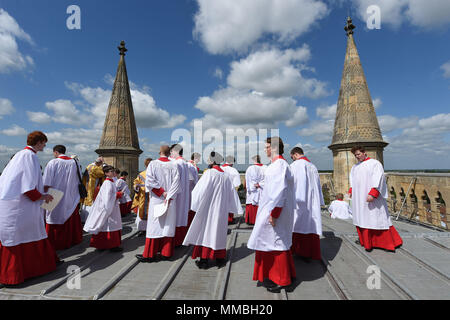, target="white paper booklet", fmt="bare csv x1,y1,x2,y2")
41,188,64,211
153,201,169,218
